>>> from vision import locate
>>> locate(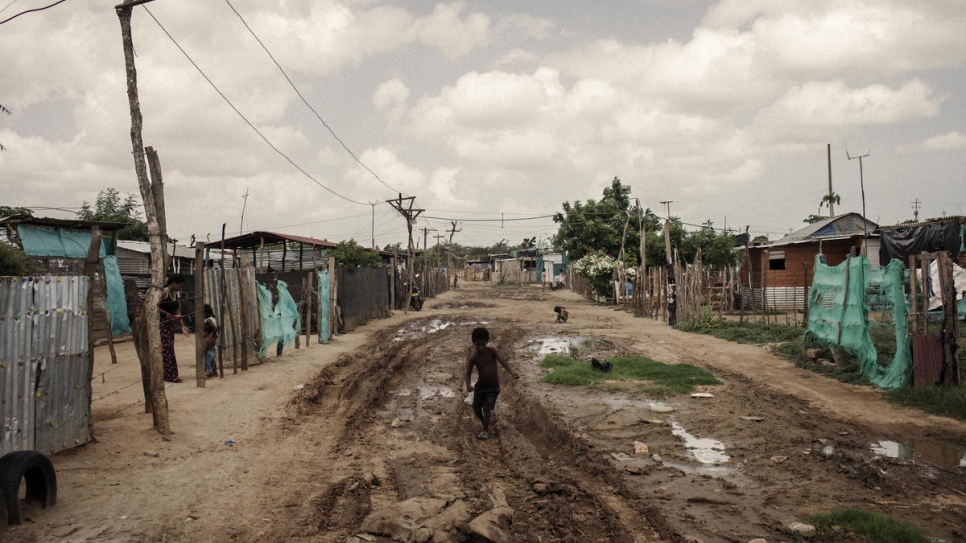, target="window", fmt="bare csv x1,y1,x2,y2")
768,250,786,270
